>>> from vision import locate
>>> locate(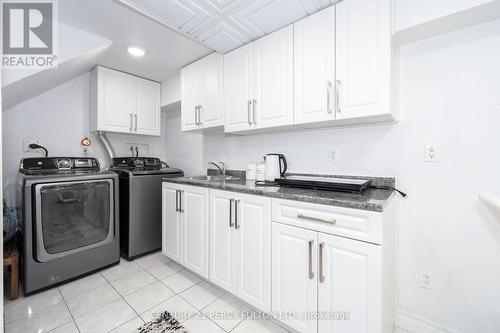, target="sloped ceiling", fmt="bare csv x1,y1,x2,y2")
118,0,340,53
